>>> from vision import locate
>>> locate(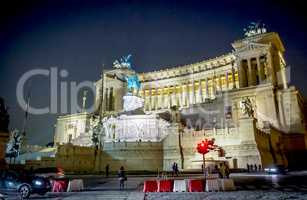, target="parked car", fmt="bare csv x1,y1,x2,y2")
0,170,51,199
264,165,288,175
